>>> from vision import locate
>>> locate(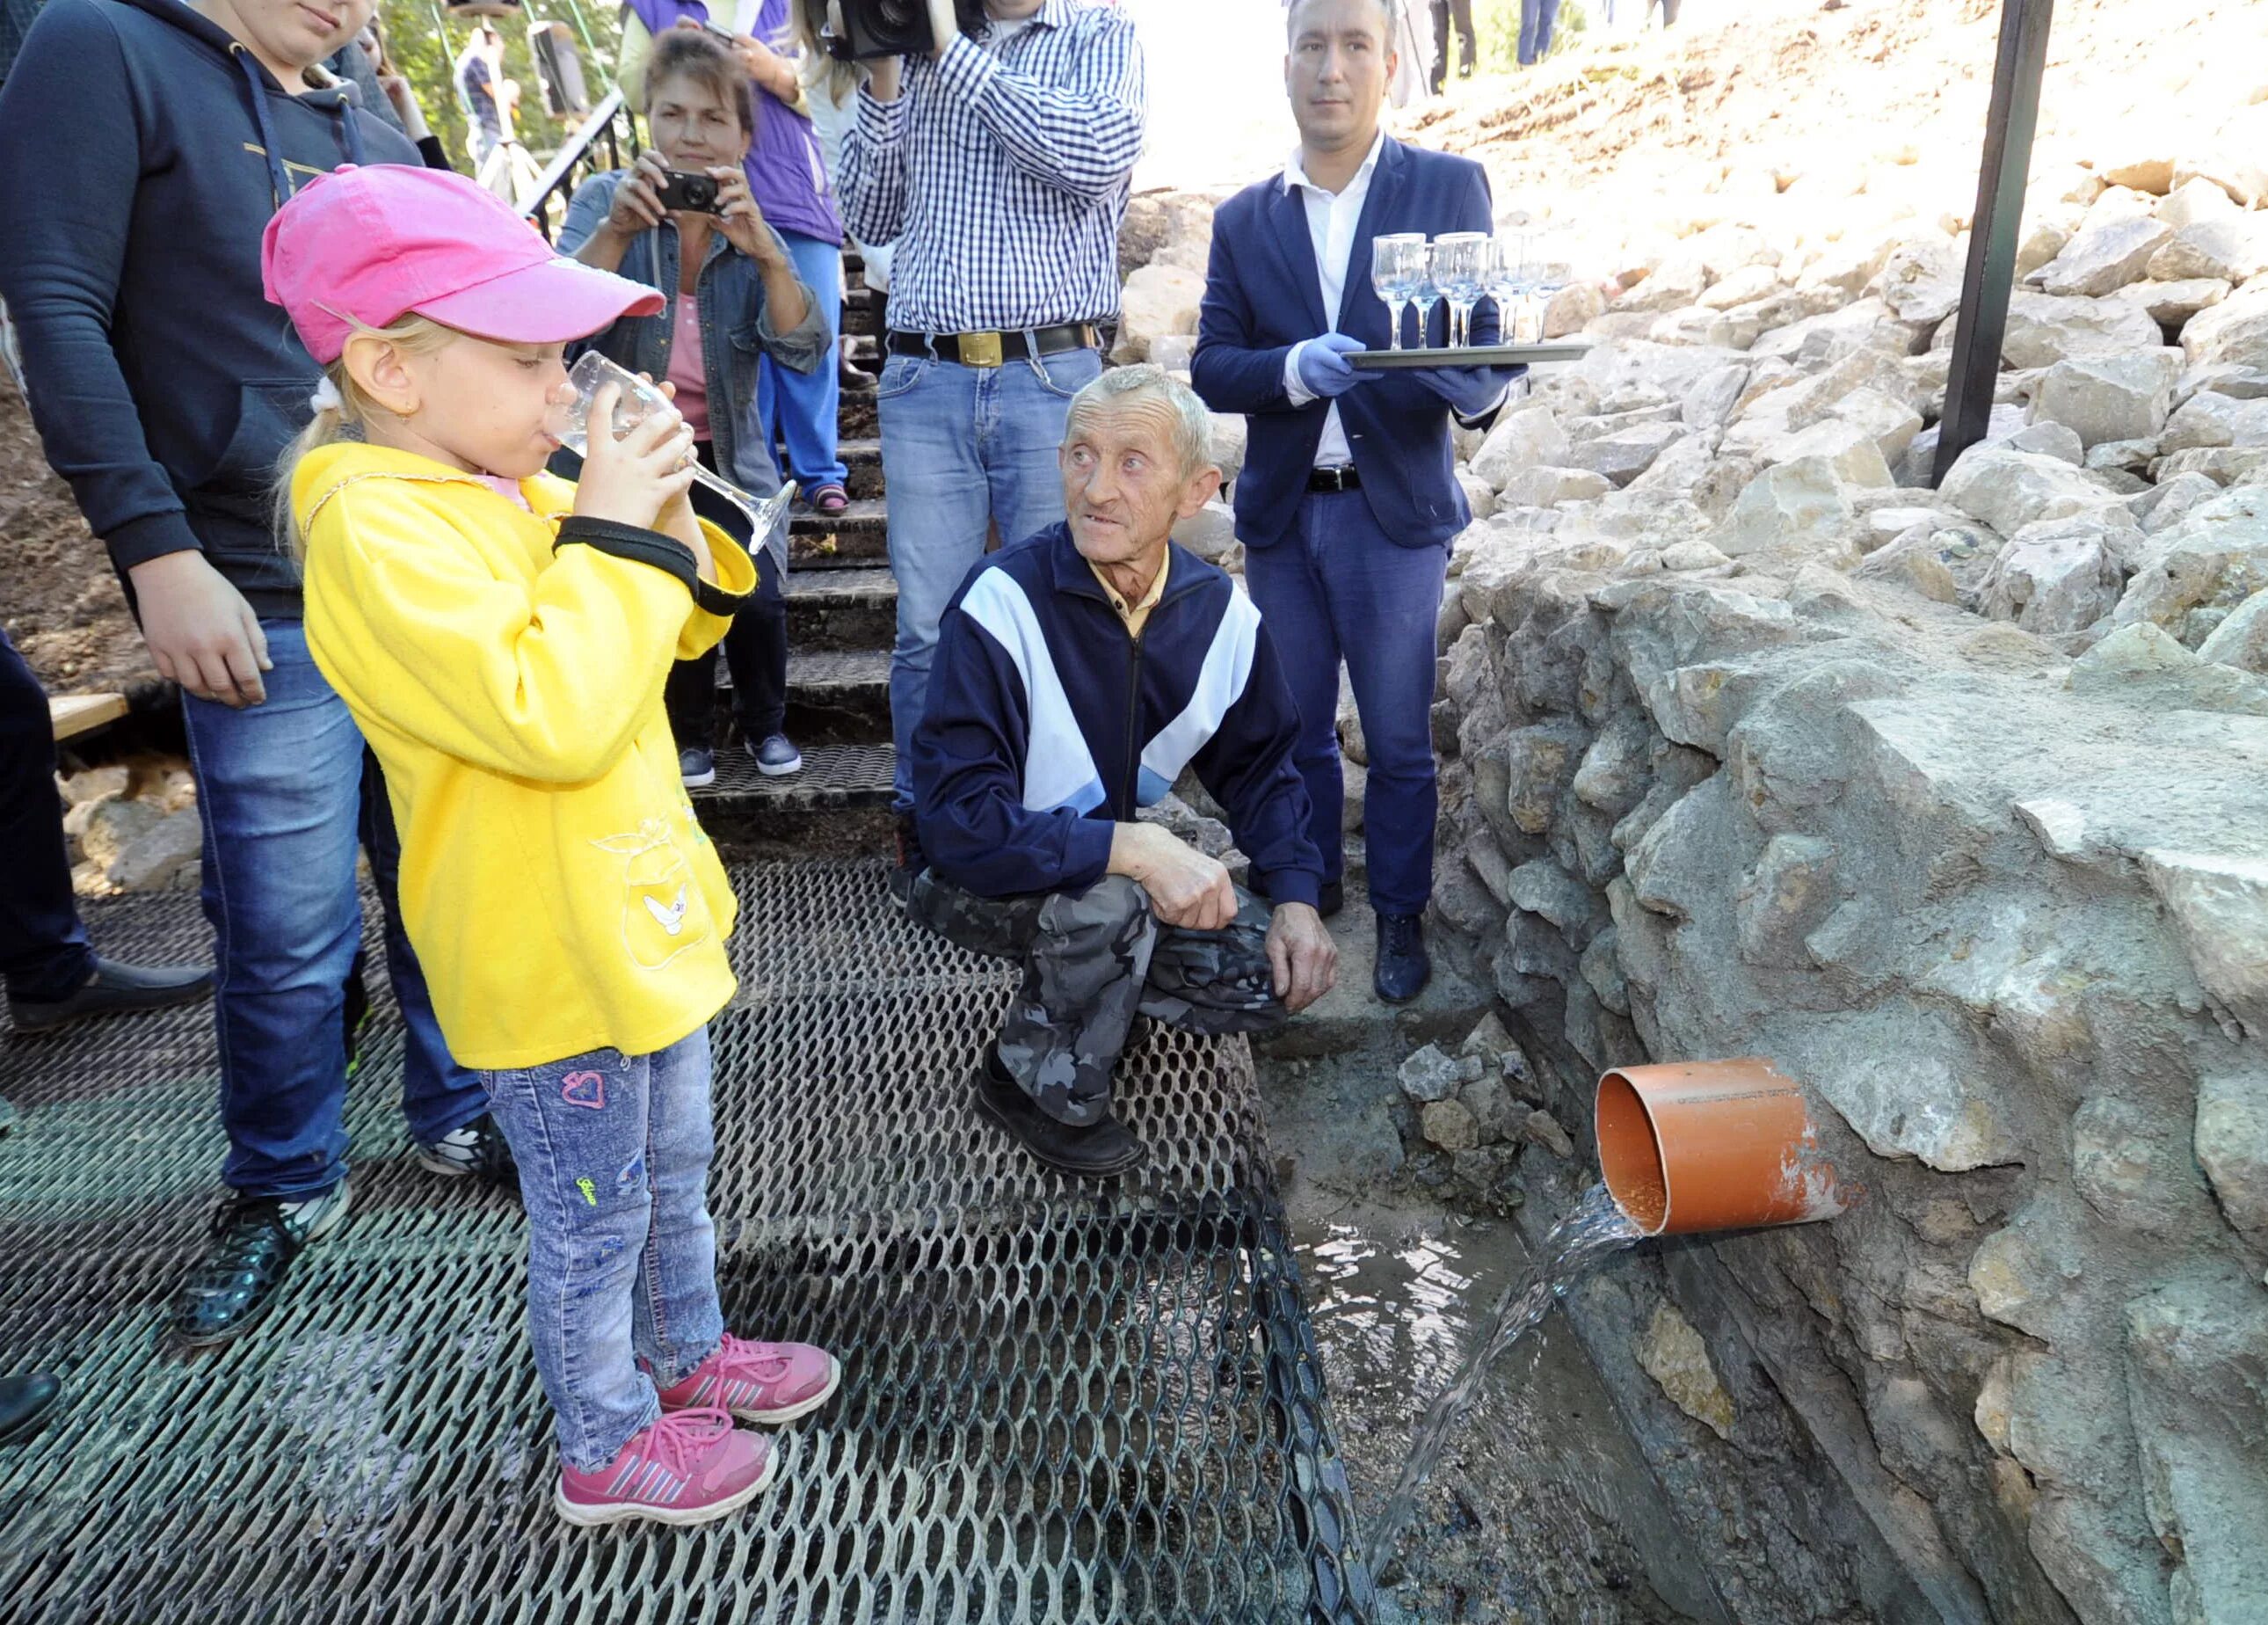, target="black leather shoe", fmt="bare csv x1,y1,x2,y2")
9,955,214,1034
1374,911,1431,1004
170,1181,351,1348
1318,878,1345,920
0,1373,61,1445
971,1051,1145,1178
